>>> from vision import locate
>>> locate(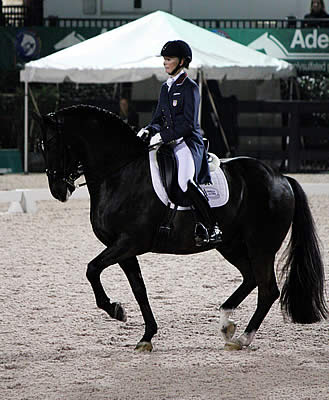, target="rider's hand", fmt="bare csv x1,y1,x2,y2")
150,132,163,147
137,127,150,144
